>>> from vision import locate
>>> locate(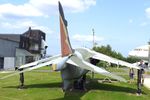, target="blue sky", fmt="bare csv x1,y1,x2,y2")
0,0,150,57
